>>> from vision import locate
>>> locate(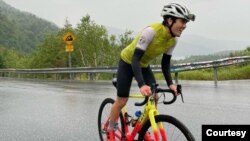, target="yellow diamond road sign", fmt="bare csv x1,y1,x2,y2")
63,32,76,45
